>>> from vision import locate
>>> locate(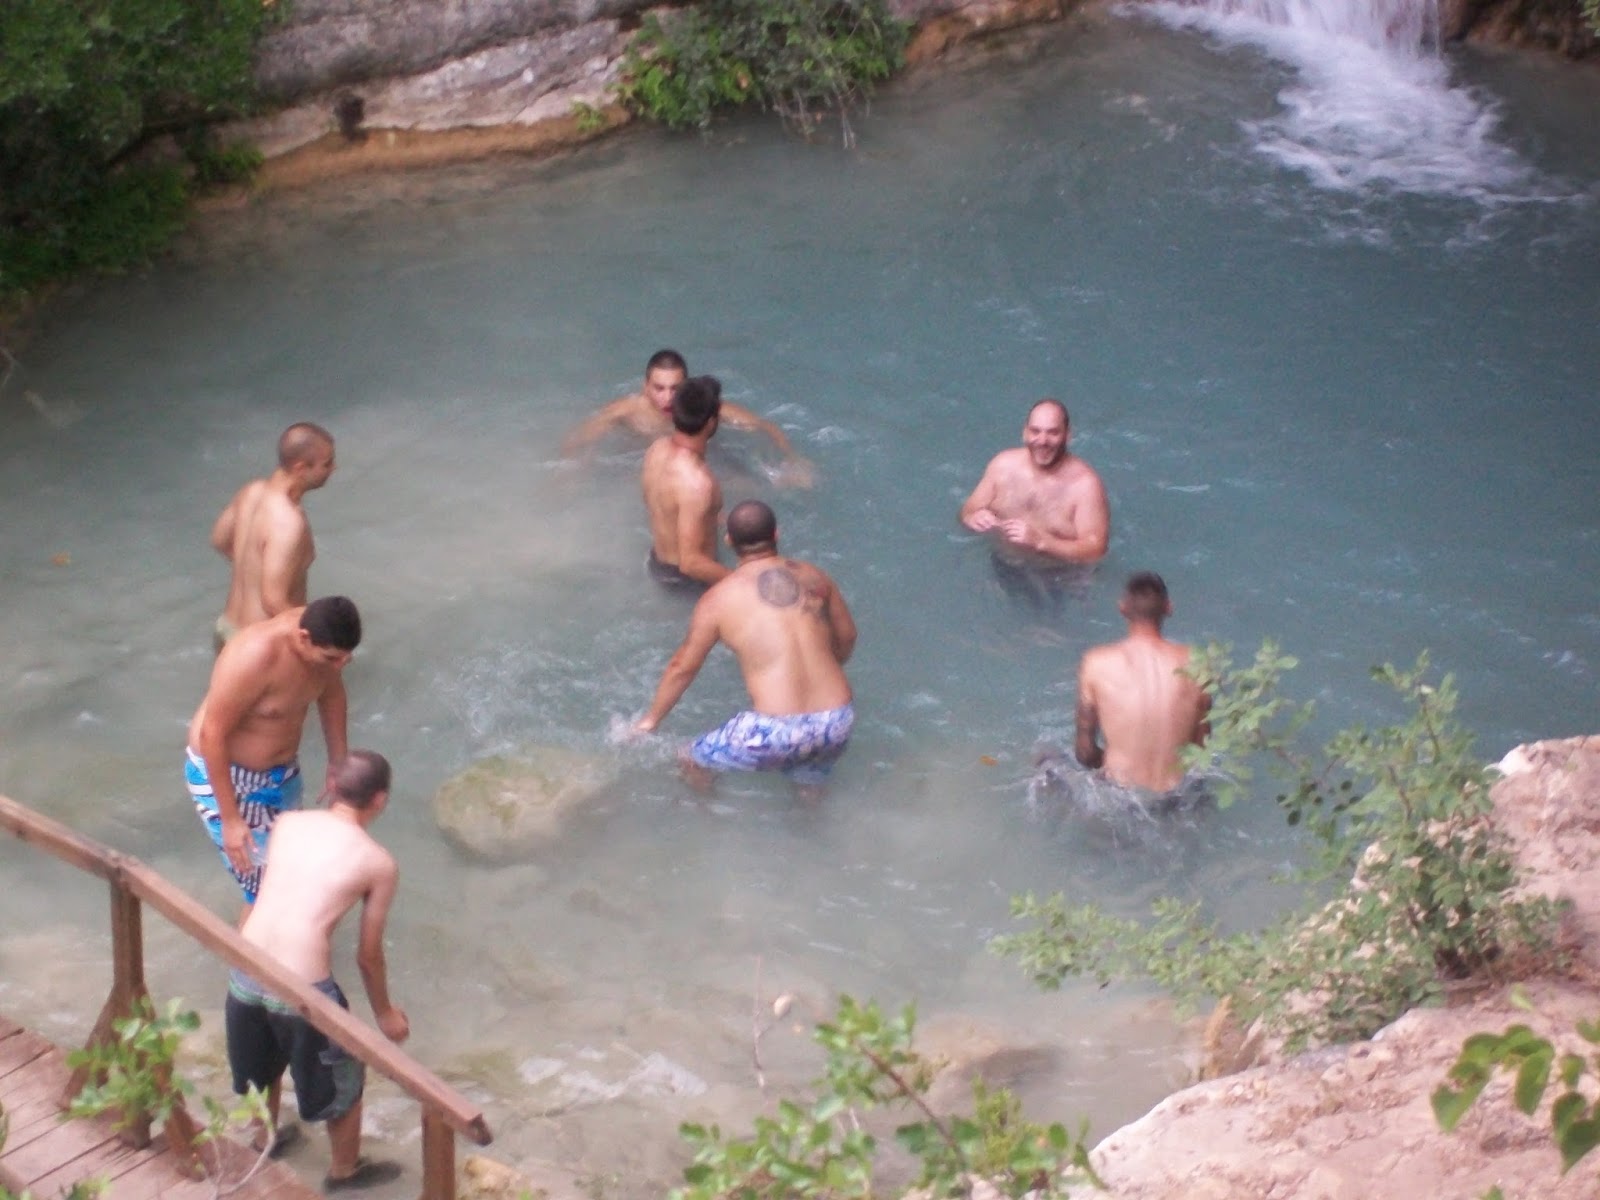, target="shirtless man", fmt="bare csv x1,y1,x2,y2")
1074,572,1210,795
960,398,1109,579
640,376,729,589
226,749,407,1192
635,500,857,797
211,423,336,650
562,349,815,486
185,596,359,913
